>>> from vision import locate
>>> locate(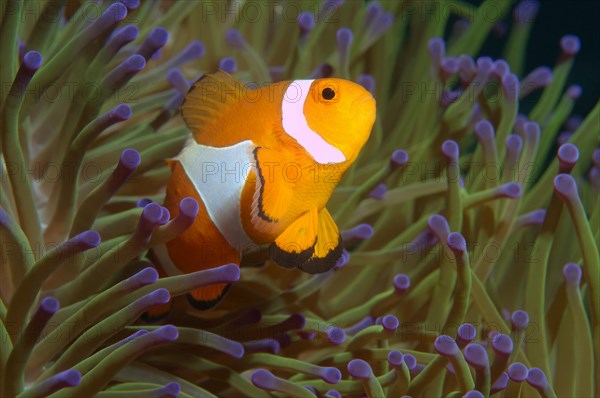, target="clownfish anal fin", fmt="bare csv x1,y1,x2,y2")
252,146,294,224
298,208,343,274
270,208,319,269
181,70,246,145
